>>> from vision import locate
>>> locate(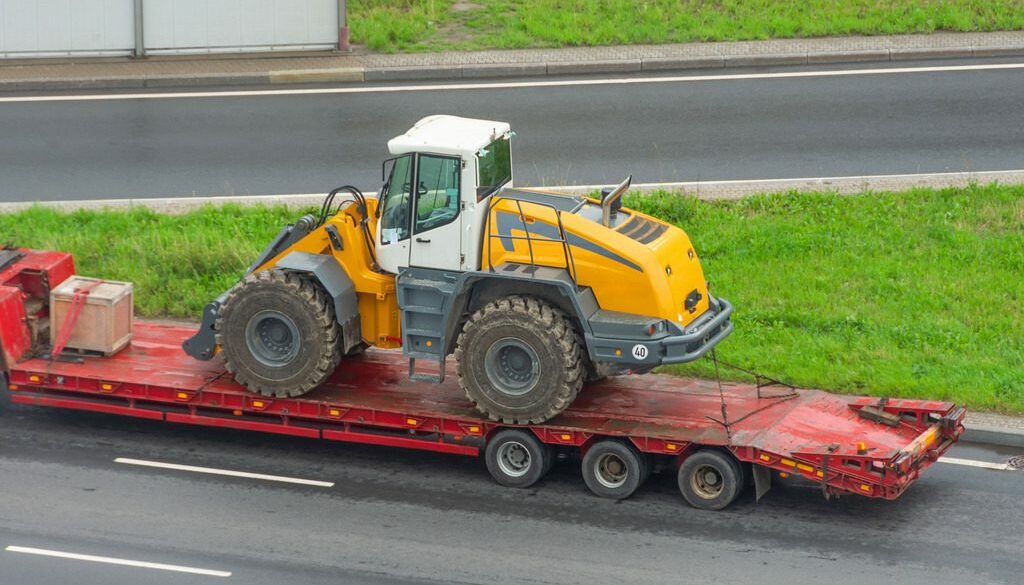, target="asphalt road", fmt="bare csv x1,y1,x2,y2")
0,393,1021,585
1,58,1024,202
